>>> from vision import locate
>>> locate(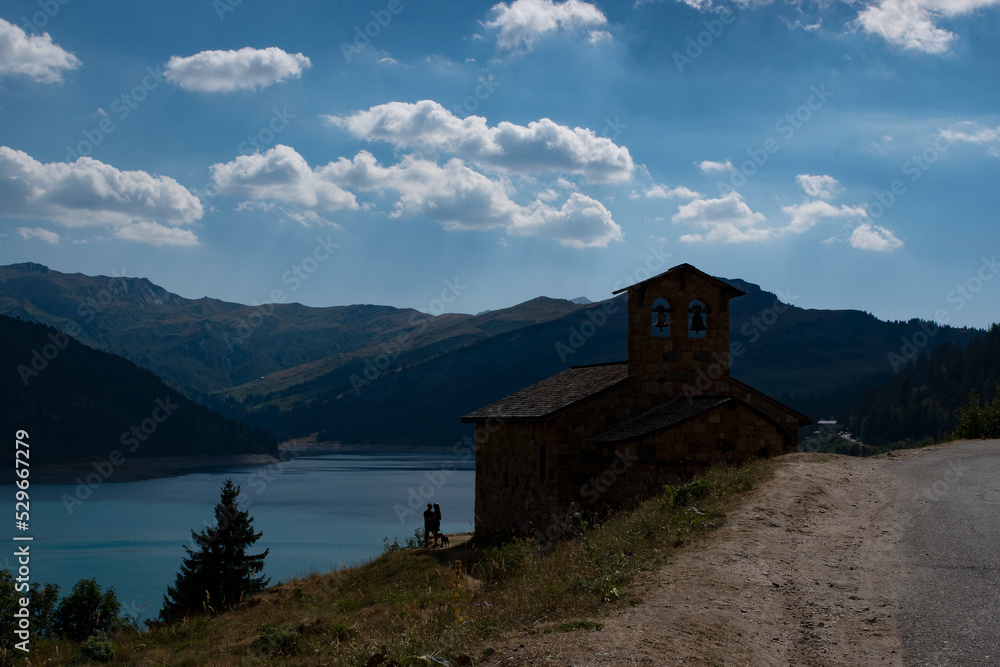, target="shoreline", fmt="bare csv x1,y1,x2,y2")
30,453,281,484
30,444,470,484
278,441,460,455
